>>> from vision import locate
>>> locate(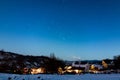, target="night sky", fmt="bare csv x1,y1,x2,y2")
0,0,120,60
